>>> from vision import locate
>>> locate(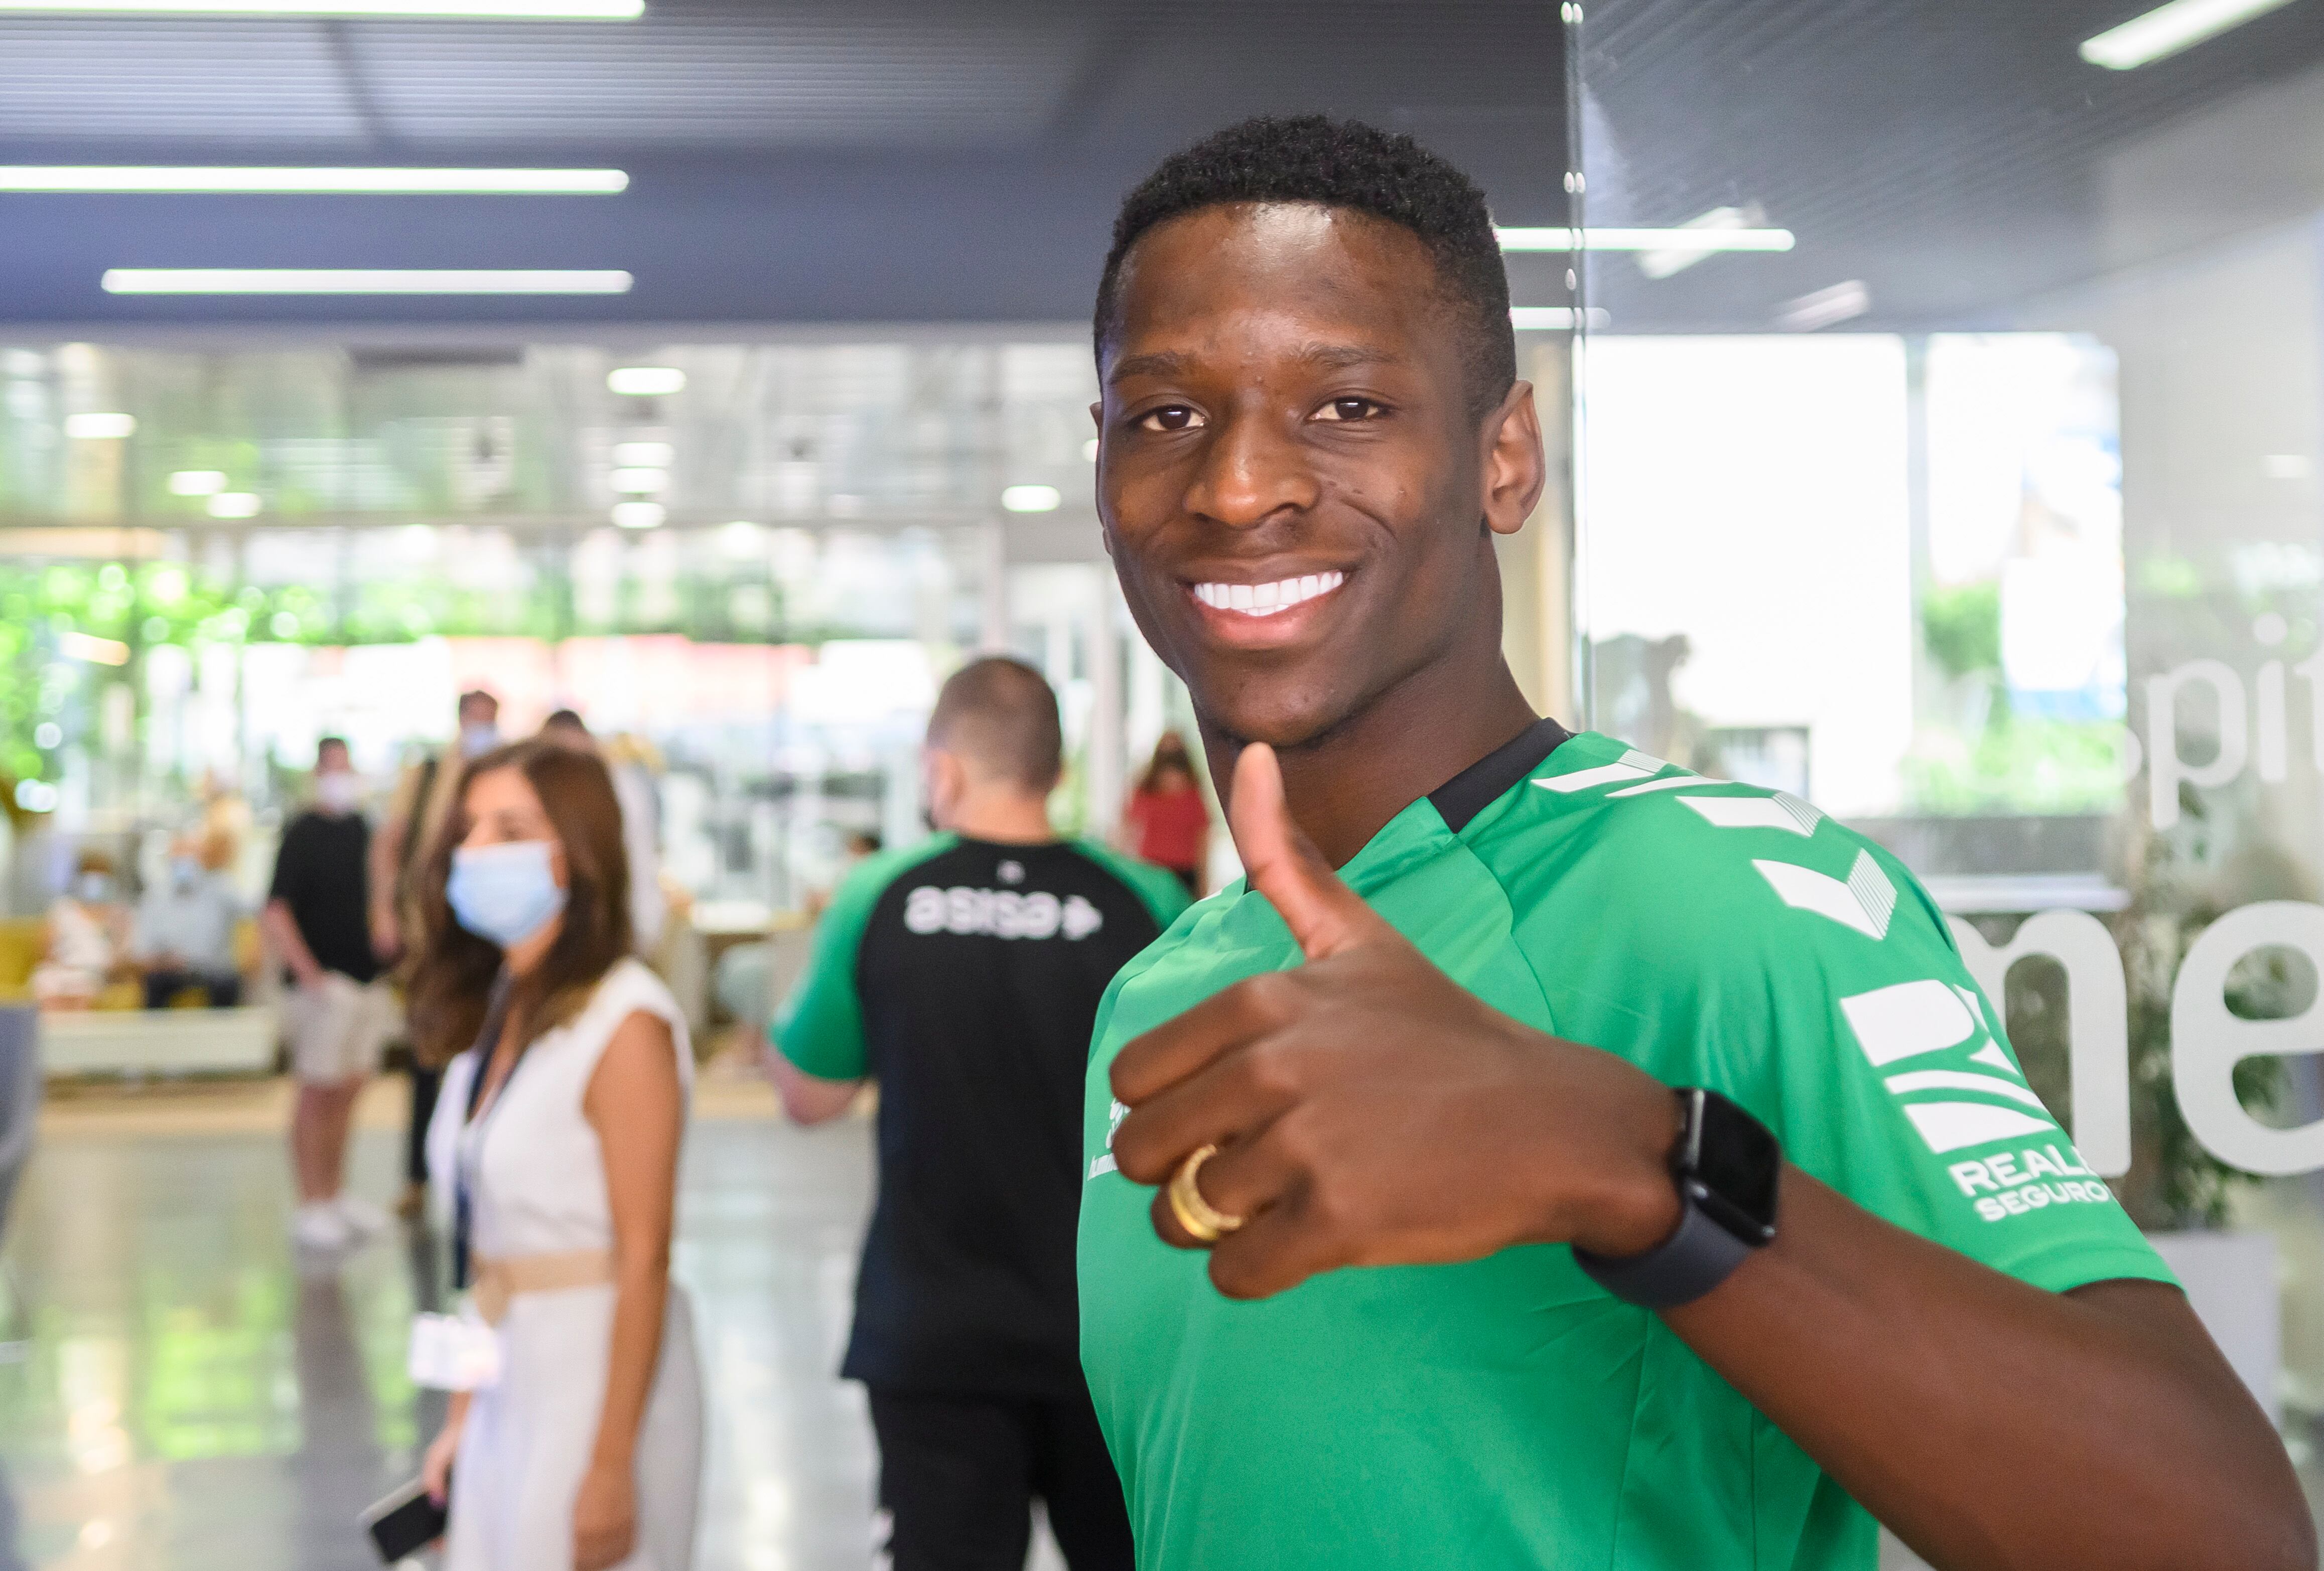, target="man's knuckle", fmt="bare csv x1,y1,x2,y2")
1238,970,1303,1023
